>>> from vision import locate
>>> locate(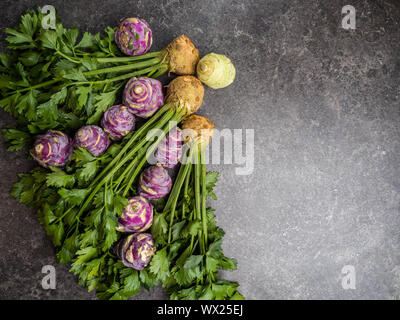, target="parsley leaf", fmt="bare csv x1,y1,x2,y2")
184,255,204,269
149,247,170,282
58,188,88,205
46,167,75,188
